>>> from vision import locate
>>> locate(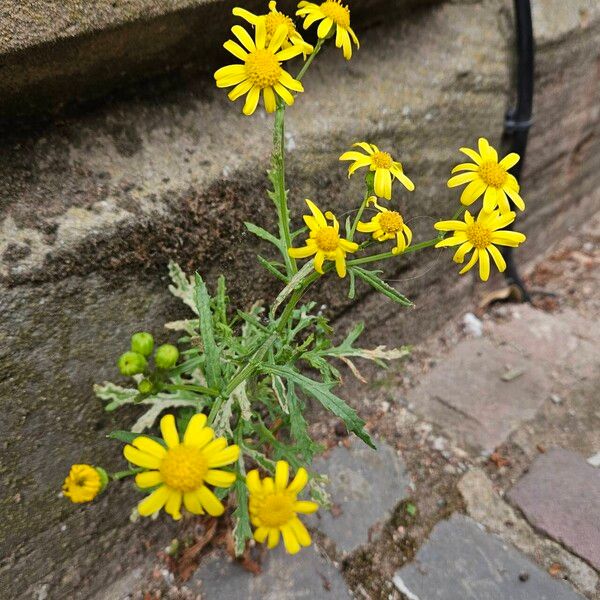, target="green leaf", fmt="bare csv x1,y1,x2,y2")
263,365,376,449
194,273,221,388
94,382,138,411
405,502,417,517
257,255,288,283
245,222,285,252
351,266,413,307
107,430,166,446
271,260,315,315
215,275,228,325
167,261,198,315
348,268,356,299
